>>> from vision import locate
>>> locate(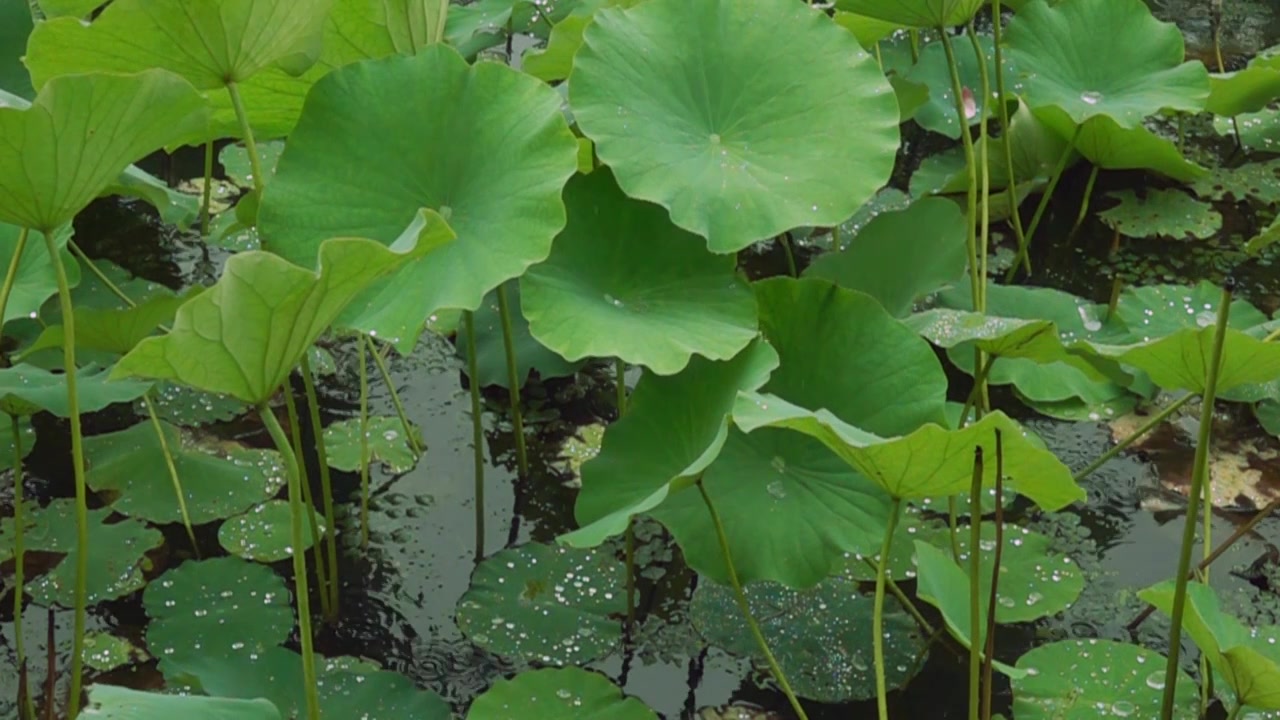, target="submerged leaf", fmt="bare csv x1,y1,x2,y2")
466,668,656,719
